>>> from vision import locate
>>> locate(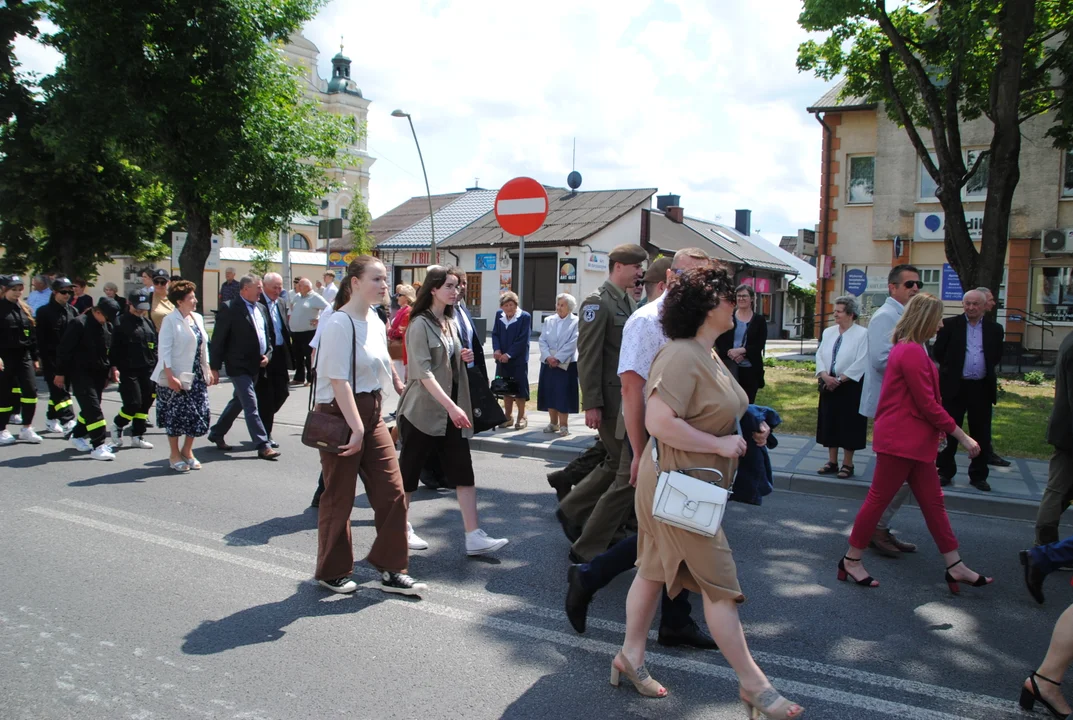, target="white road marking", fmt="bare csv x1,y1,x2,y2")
53,499,1016,715
26,504,1019,718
